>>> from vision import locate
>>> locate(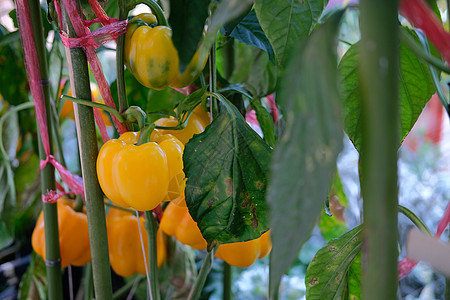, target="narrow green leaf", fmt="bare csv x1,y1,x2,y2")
305,225,362,300
319,173,348,242
255,0,327,66
169,0,210,73
340,32,435,151
18,252,48,300
268,11,344,296
348,252,362,300
184,93,271,247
